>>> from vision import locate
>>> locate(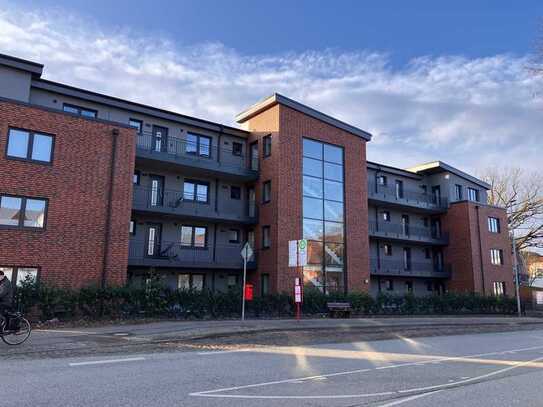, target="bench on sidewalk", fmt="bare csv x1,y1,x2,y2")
327,302,352,318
